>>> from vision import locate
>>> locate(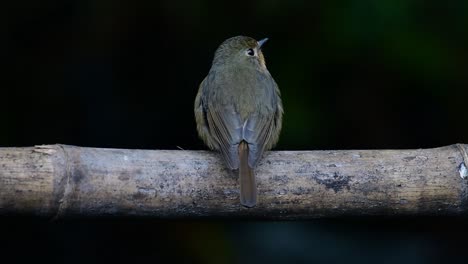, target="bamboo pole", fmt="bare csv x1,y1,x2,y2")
1,144,467,219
